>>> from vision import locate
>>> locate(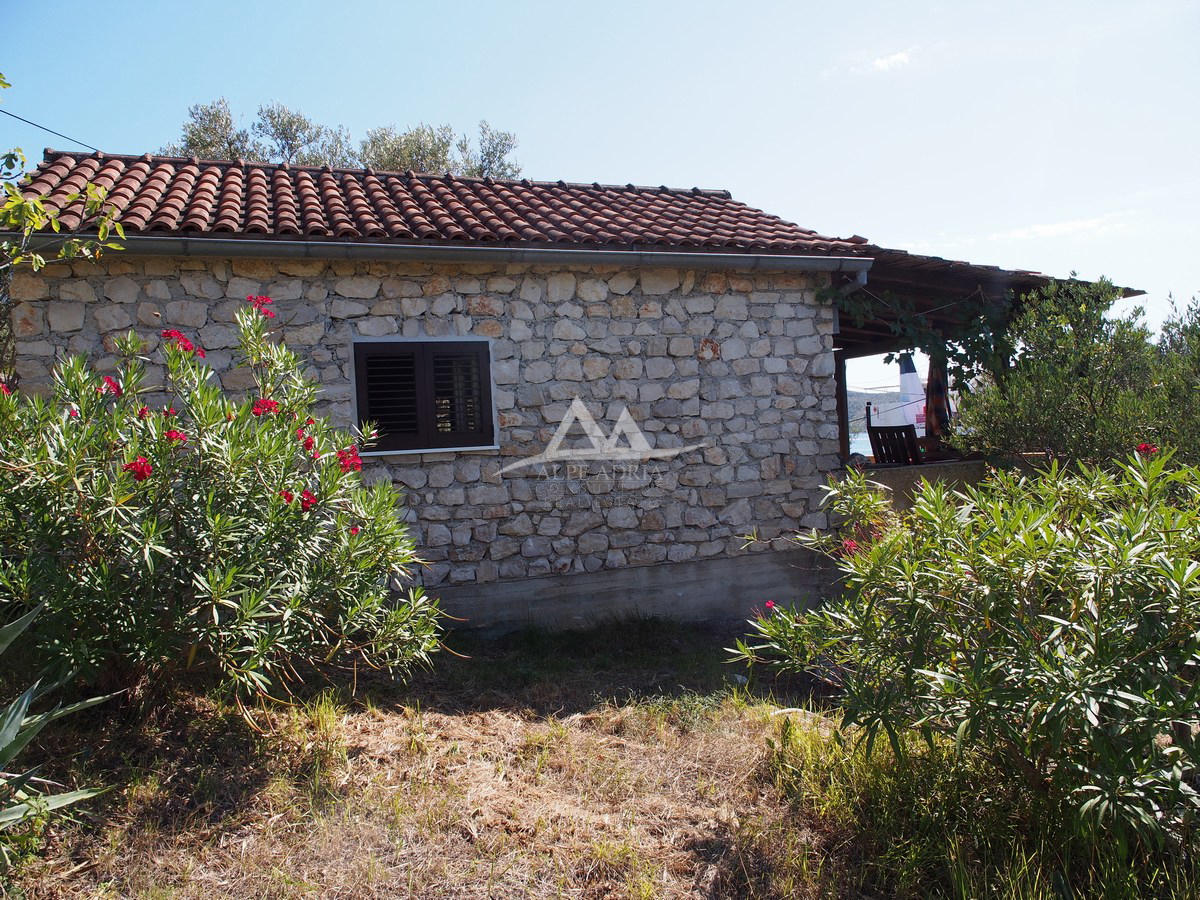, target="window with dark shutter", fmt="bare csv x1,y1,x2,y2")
354,341,494,452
